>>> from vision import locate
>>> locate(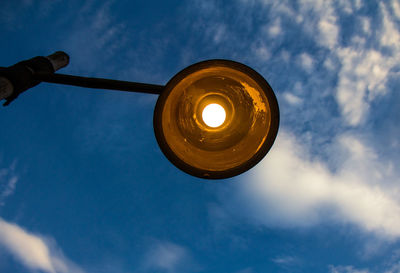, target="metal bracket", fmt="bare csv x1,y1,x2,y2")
0,51,69,106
